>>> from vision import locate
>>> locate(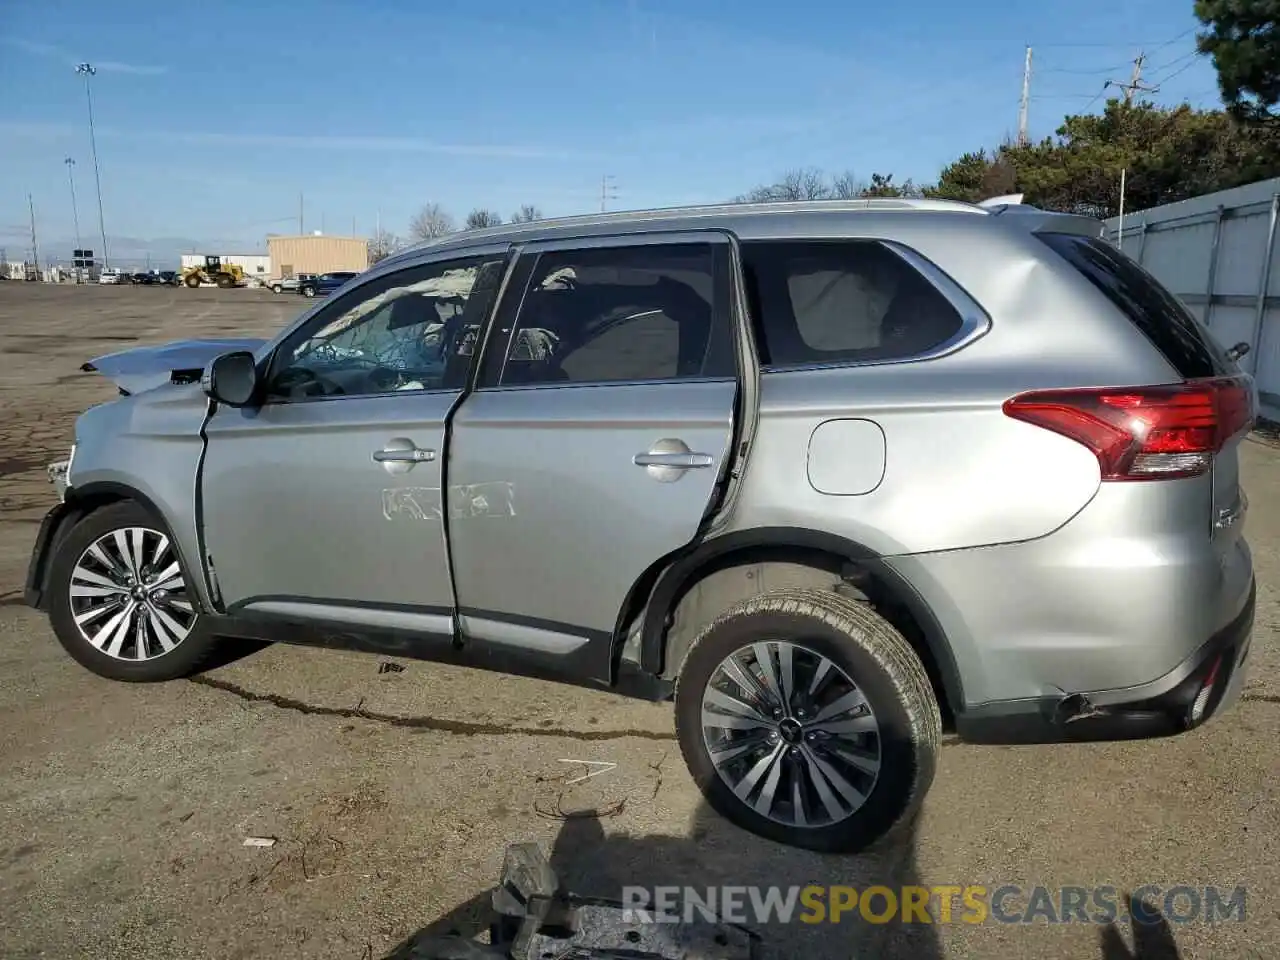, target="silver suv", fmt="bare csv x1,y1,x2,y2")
24,199,1257,852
